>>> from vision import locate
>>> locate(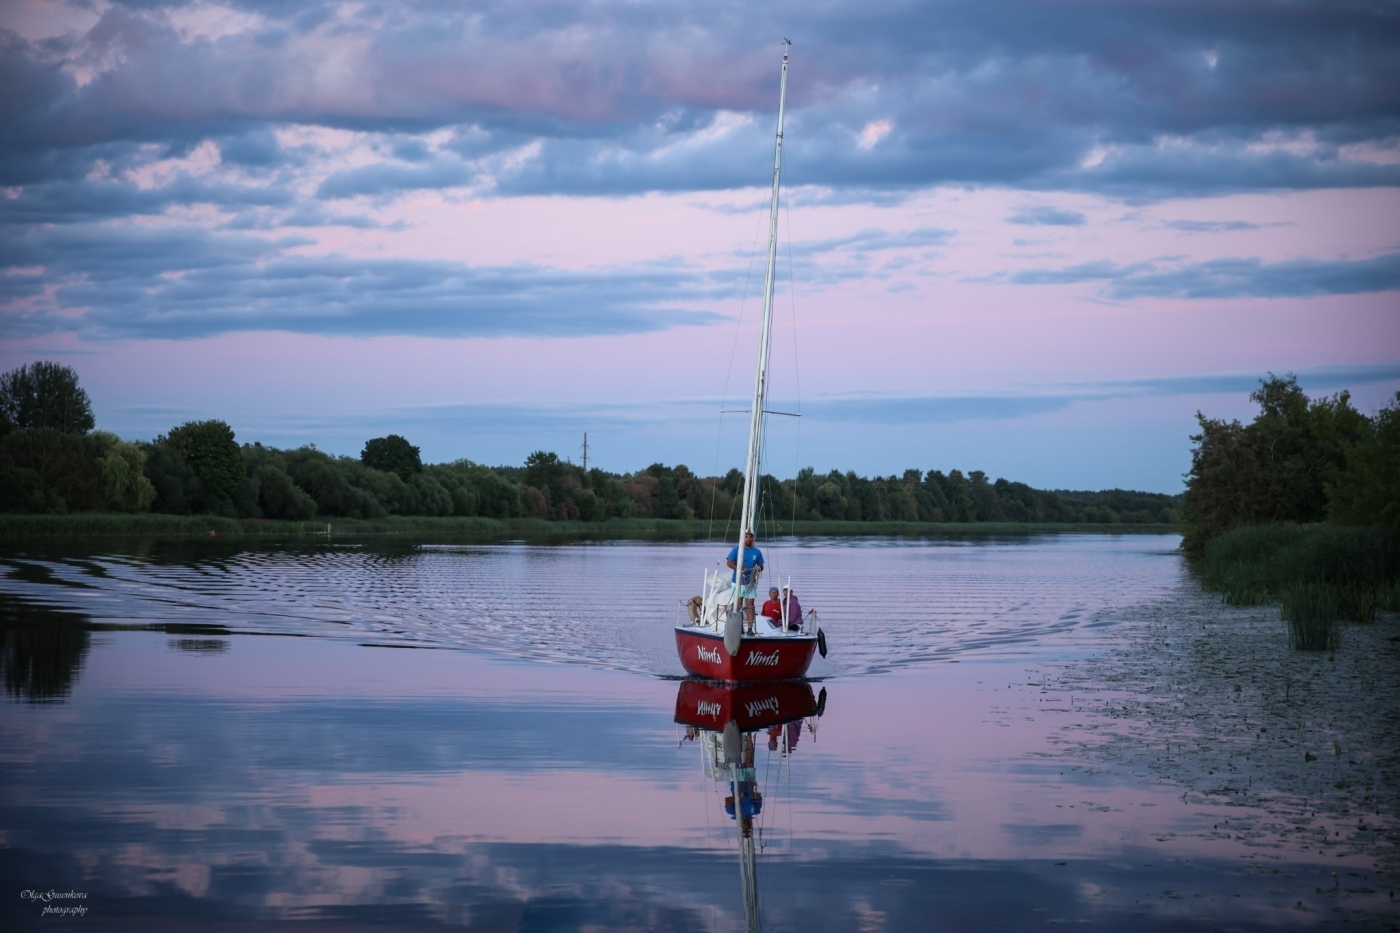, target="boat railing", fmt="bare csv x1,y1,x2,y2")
678,567,814,637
